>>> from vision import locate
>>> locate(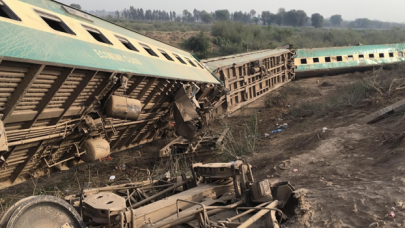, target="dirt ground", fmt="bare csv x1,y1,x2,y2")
2,71,405,227
218,73,405,227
